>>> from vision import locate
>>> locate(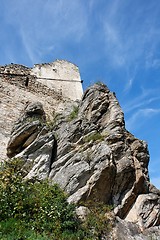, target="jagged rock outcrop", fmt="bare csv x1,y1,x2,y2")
7,83,160,236
7,102,56,179
7,102,46,158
